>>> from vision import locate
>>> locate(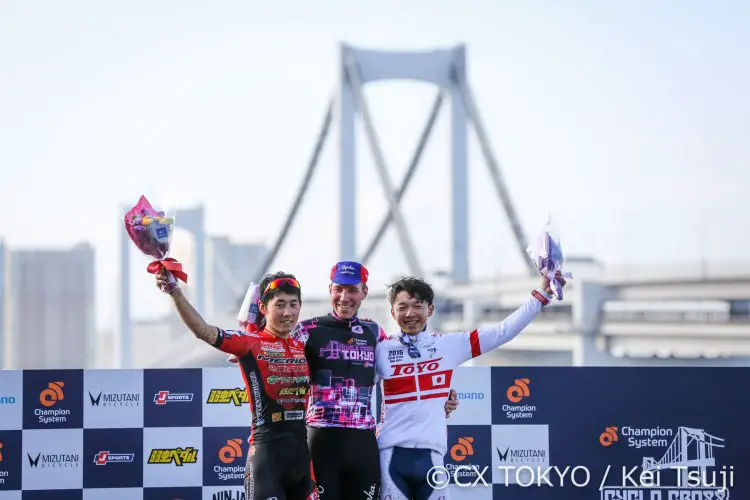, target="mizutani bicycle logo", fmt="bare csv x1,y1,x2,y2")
503,378,536,420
